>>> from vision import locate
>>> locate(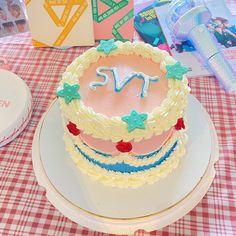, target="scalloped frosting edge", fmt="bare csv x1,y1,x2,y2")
58,41,190,142
64,131,188,188
65,128,186,166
